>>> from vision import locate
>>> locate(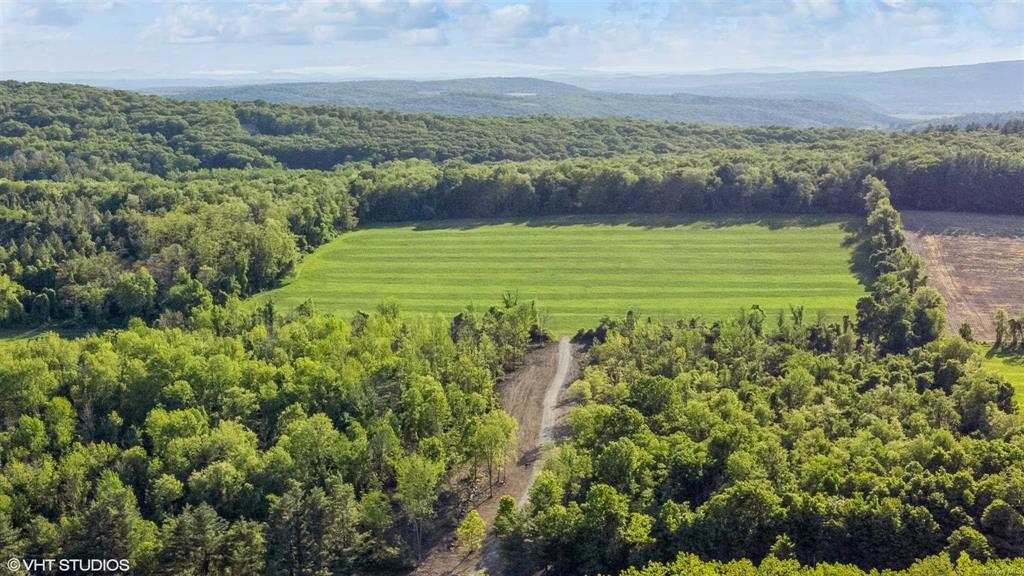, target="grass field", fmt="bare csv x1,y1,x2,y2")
253,215,865,335
977,347,1024,404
